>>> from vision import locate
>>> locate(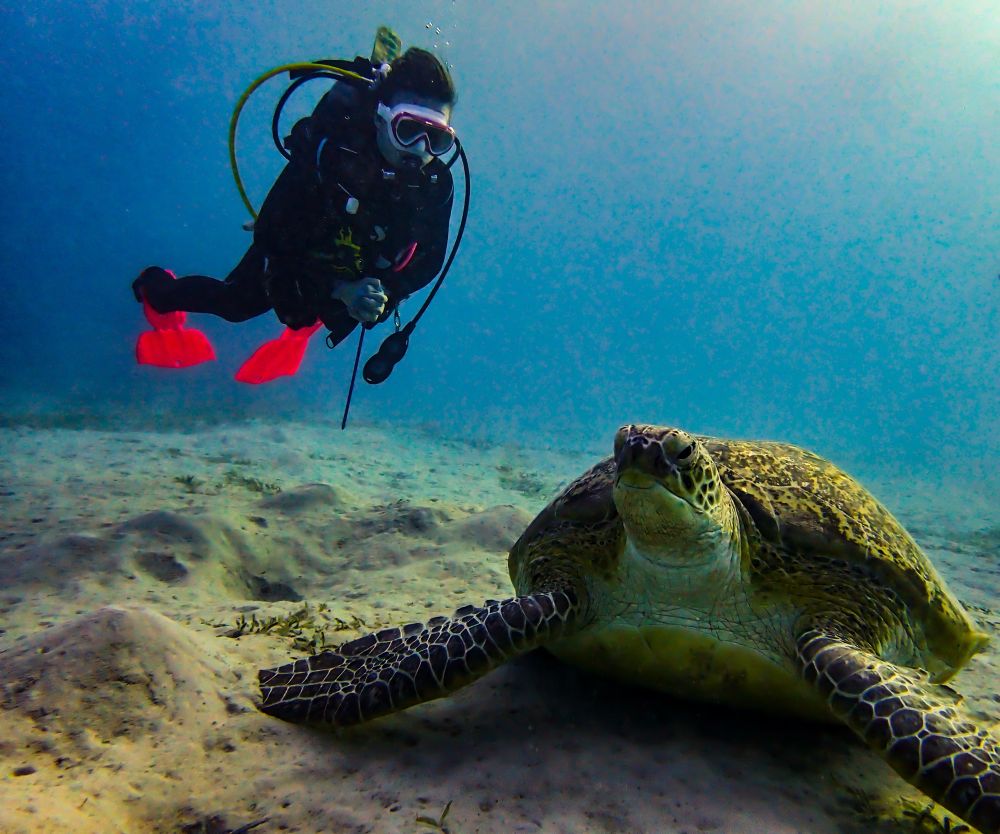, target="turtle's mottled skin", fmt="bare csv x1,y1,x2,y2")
260,424,1000,833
